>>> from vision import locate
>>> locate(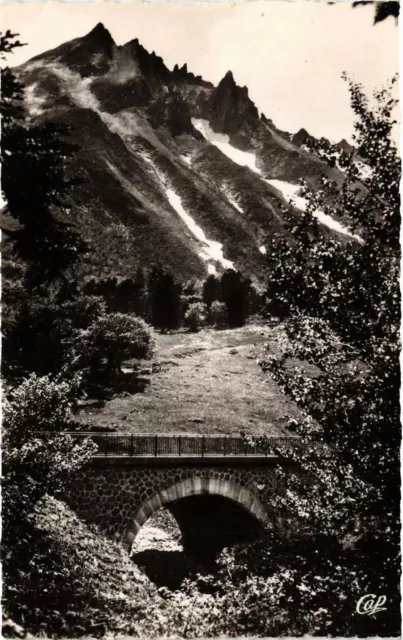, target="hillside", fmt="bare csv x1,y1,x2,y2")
76,324,305,434
2,495,157,637
7,23,361,283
